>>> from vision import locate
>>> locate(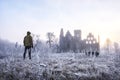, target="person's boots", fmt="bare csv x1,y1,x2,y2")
29,52,31,59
